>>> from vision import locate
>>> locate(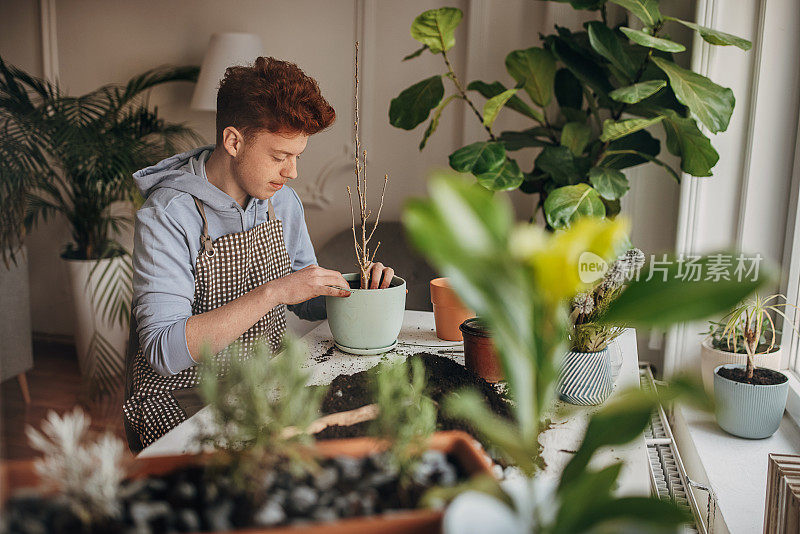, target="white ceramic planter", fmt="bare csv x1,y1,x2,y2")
700,338,782,394
325,273,406,355
64,256,128,392
713,364,789,439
